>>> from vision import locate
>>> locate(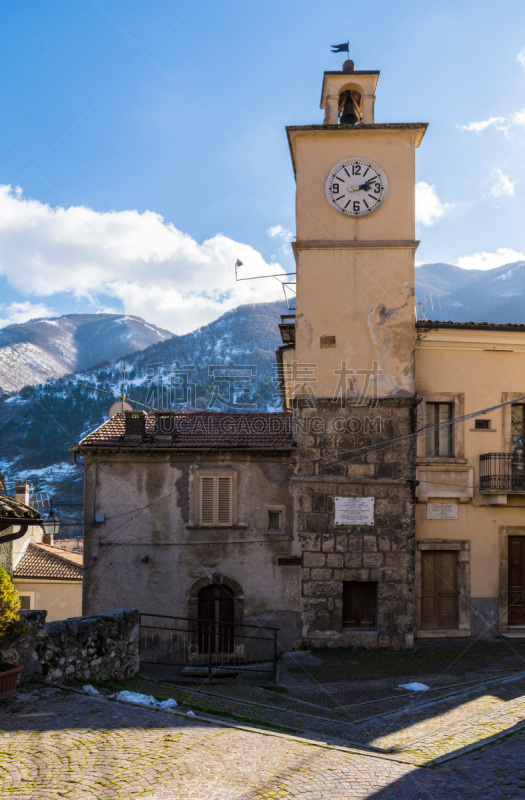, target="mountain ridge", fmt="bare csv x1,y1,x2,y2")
0,312,173,394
